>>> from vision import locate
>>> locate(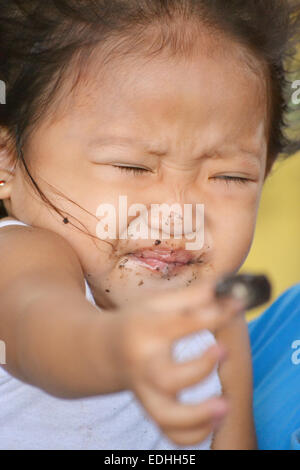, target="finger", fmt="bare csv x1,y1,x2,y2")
134,382,228,430
156,395,228,430
162,296,244,341
213,295,246,329
156,344,226,395
163,422,215,447
143,278,216,314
